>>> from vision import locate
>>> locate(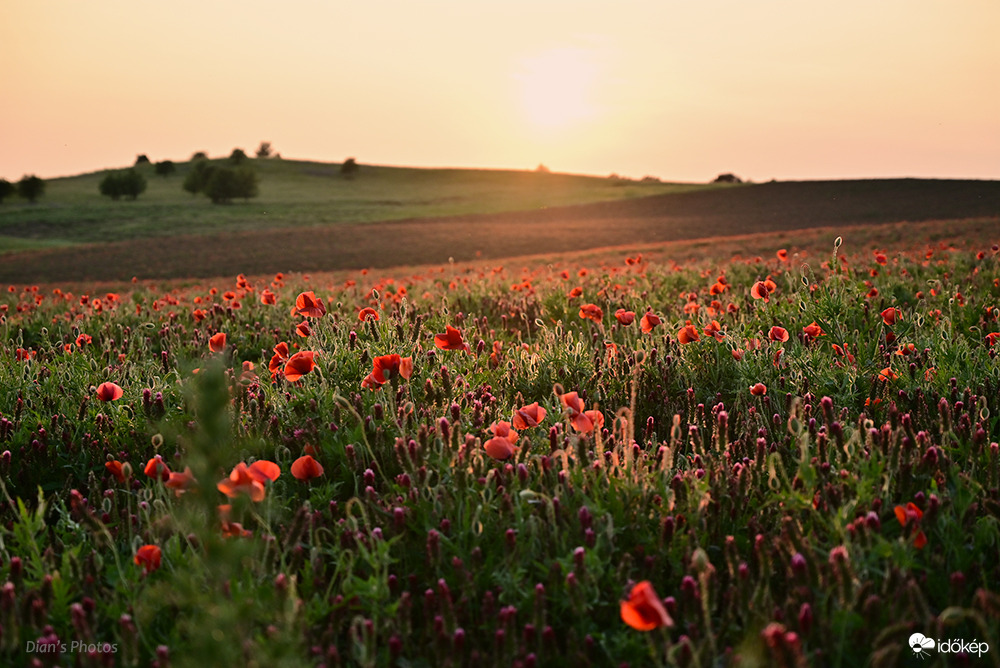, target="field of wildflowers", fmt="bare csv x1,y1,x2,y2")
1,230,999,667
